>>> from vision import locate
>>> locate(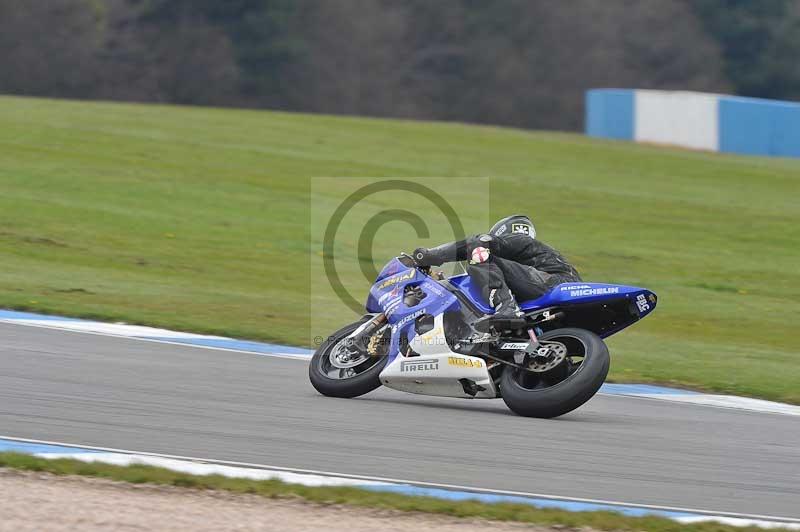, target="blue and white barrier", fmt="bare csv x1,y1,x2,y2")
586,89,800,158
